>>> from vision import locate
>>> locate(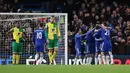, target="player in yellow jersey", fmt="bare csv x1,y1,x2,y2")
45,16,61,64
7,23,27,65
